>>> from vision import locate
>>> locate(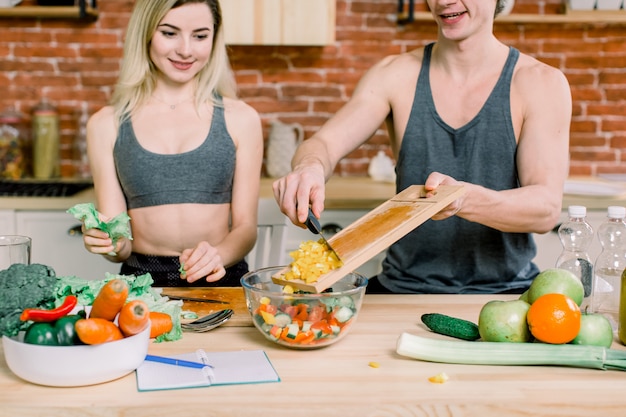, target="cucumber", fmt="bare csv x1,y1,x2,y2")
334,306,354,323
274,312,292,327
420,313,480,341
